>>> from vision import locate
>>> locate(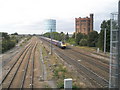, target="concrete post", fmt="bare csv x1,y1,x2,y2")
104,28,106,54
97,48,99,53
64,78,72,90
50,29,52,55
